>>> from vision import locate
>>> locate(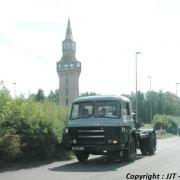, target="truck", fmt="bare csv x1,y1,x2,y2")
62,95,156,162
